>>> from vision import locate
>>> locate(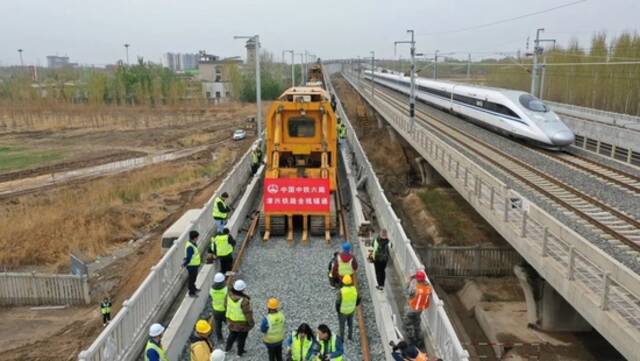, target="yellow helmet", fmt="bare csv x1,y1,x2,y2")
267,297,280,309
342,275,353,285
195,320,211,334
